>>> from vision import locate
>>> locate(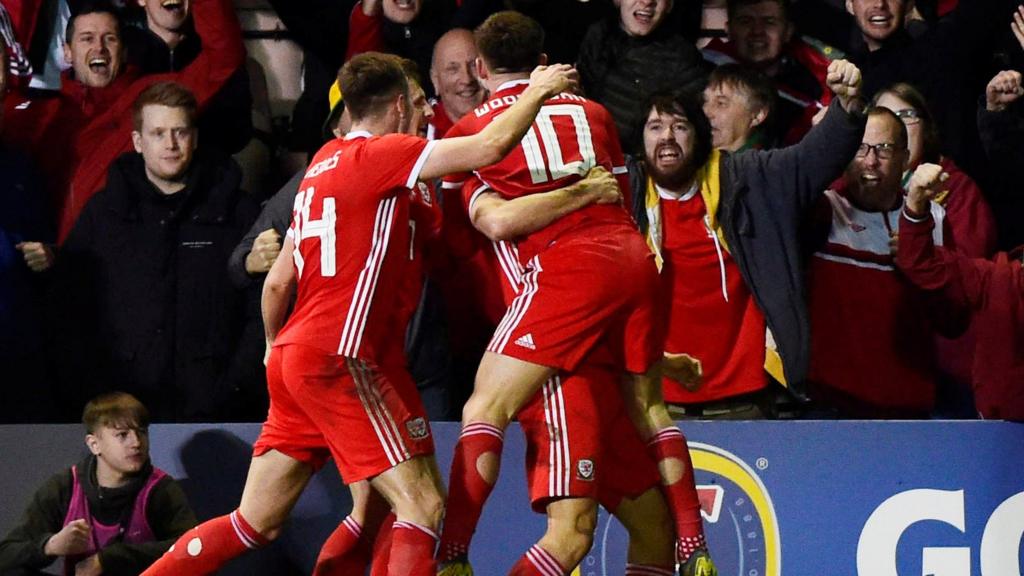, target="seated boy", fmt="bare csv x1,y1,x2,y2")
0,392,196,575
